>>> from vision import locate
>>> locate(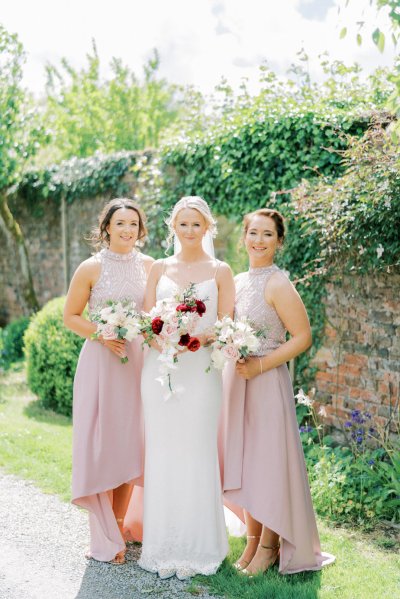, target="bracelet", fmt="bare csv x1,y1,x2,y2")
259,357,263,374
